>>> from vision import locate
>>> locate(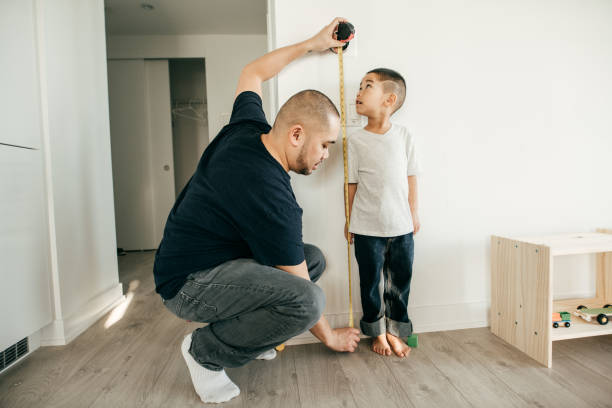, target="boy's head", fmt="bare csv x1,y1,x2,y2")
273,89,340,175
356,68,406,118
